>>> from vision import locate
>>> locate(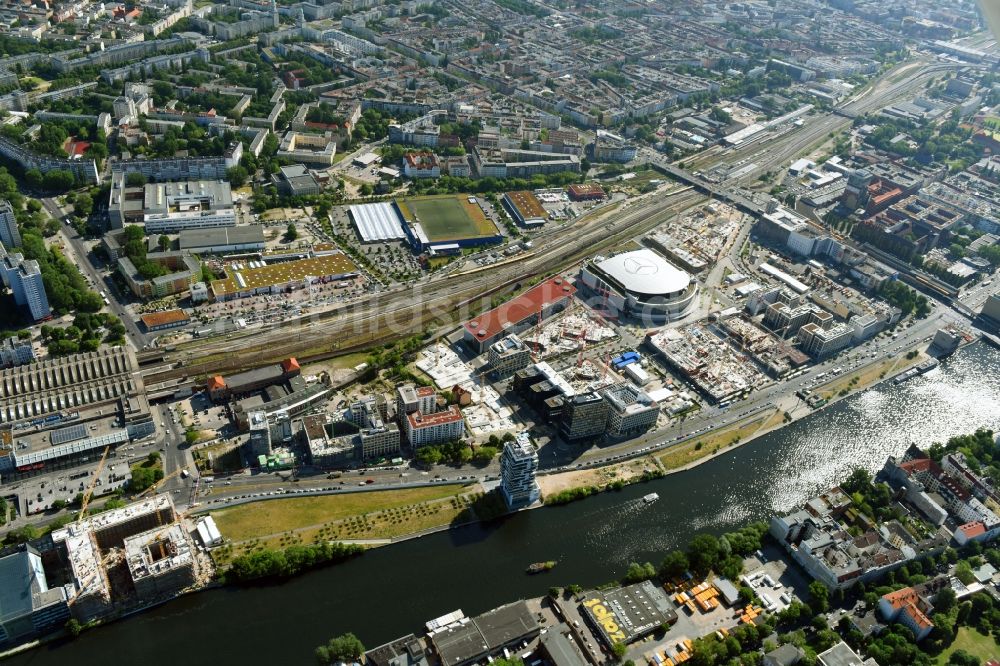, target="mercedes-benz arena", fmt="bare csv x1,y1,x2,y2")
580,248,696,322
